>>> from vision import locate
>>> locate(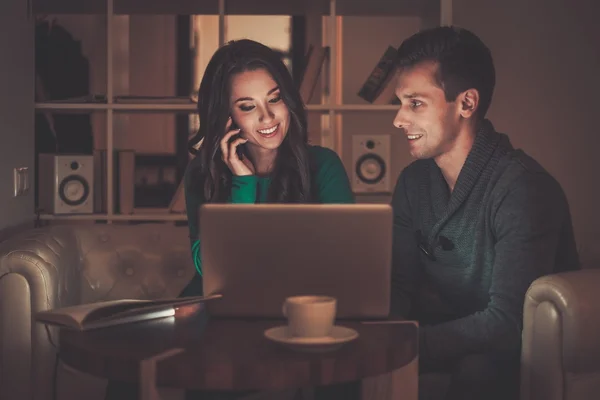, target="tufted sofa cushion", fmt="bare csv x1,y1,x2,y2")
74,225,194,303
0,223,195,400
